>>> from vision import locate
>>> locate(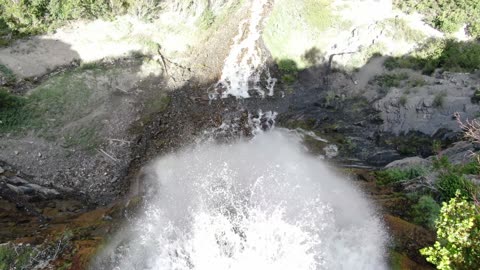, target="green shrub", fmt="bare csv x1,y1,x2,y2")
433,92,446,108
199,8,215,29
432,156,479,201
0,64,15,84
399,95,408,106
411,195,441,229
0,0,160,36
436,172,476,201
375,166,428,185
0,88,24,109
420,192,480,270
472,89,480,104
374,72,409,90
394,0,480,38
277,59,299,84
384,39,480,74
